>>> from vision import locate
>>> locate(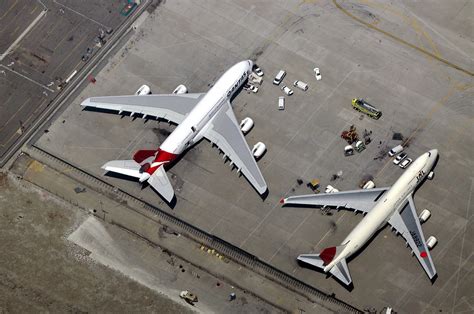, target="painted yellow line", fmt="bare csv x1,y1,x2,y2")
332,0,473,77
